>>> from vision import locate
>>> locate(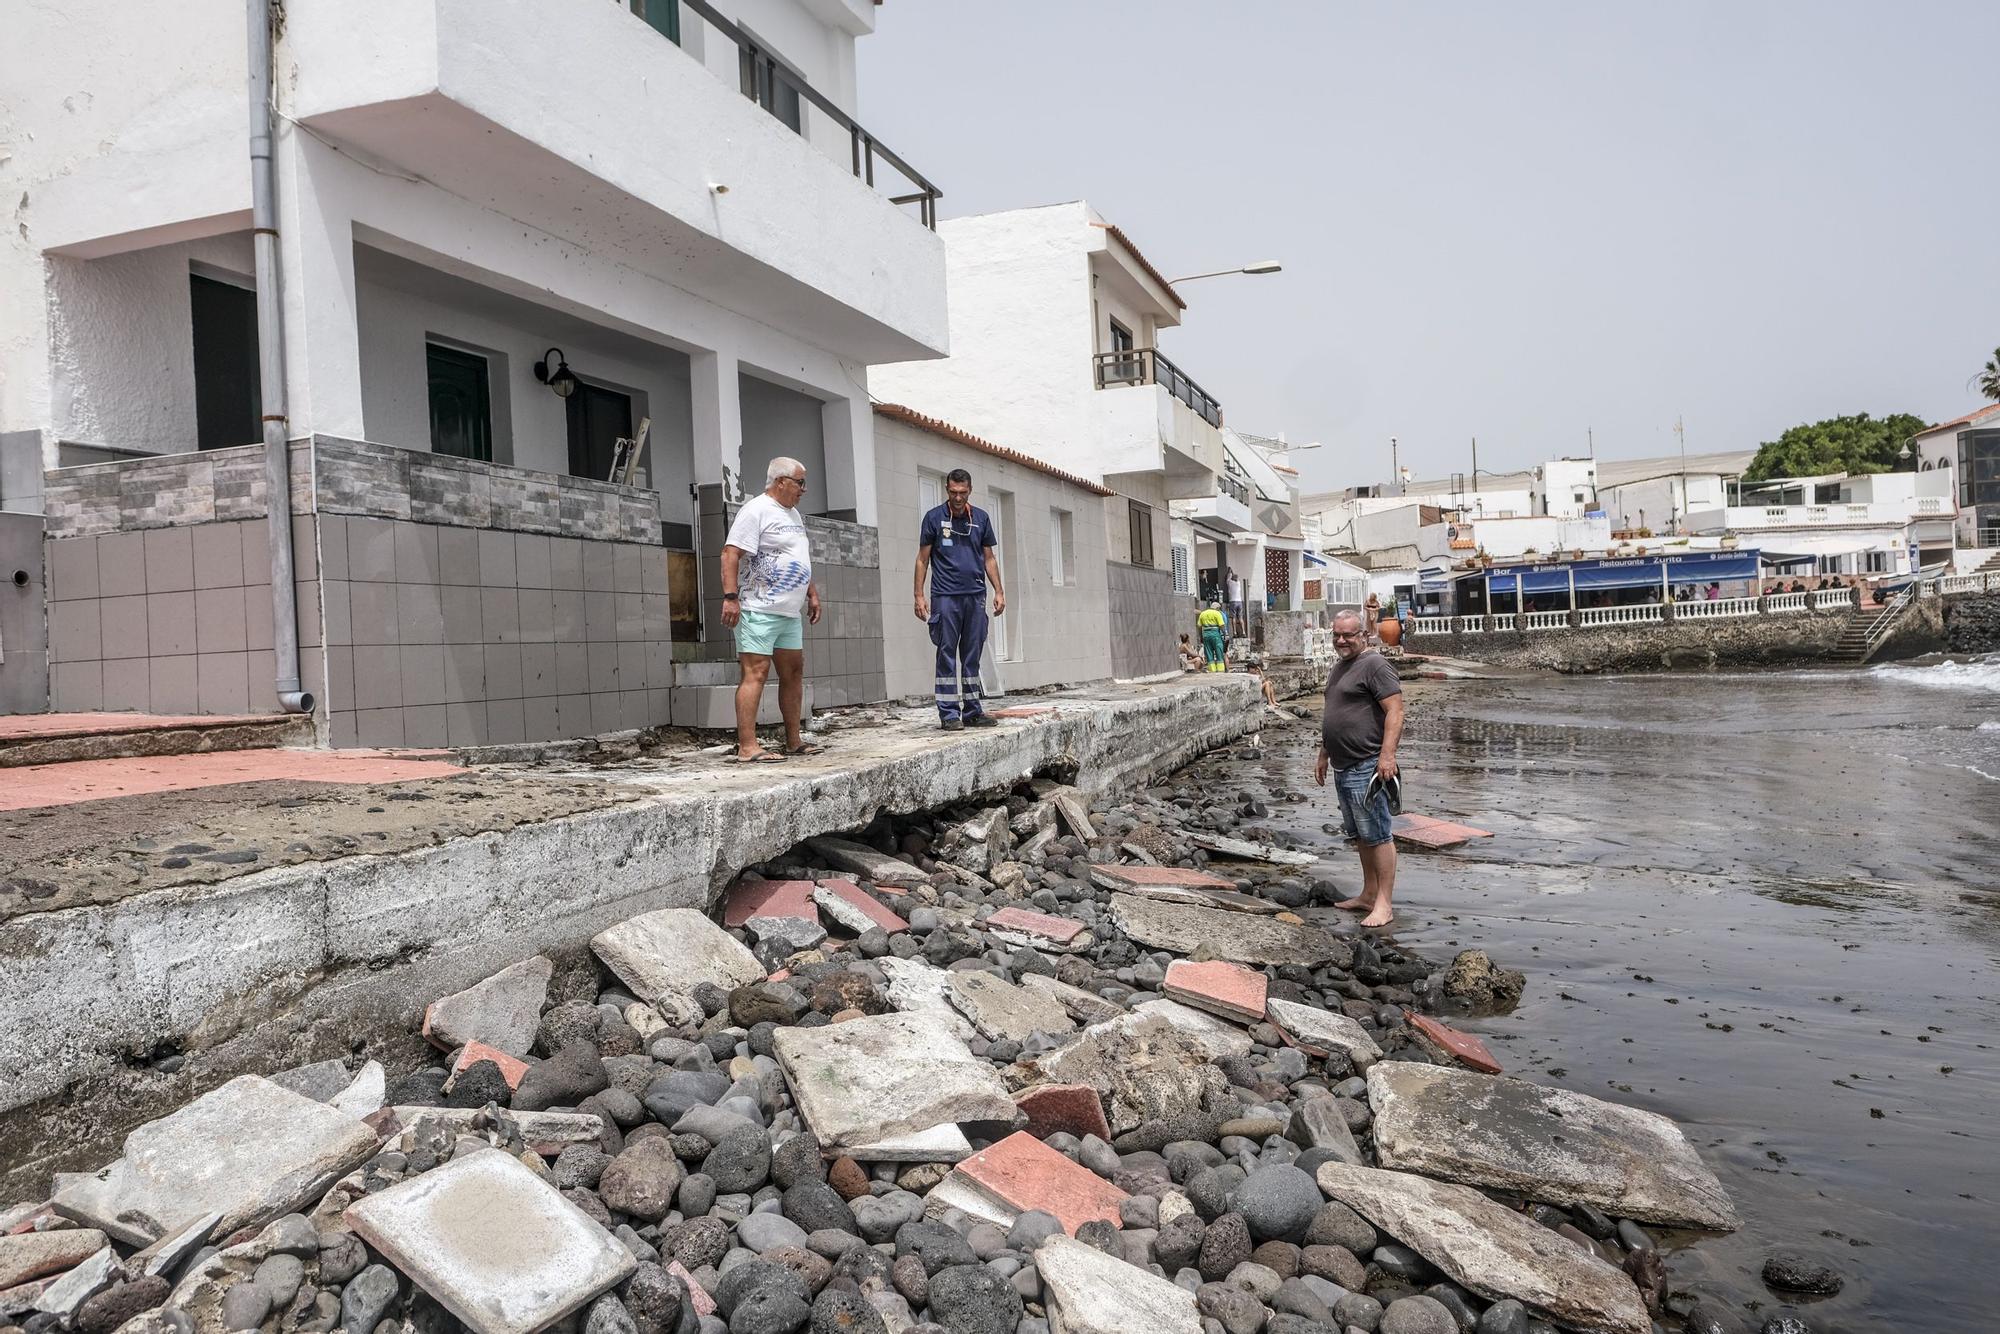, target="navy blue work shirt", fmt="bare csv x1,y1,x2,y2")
919,503,997,597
